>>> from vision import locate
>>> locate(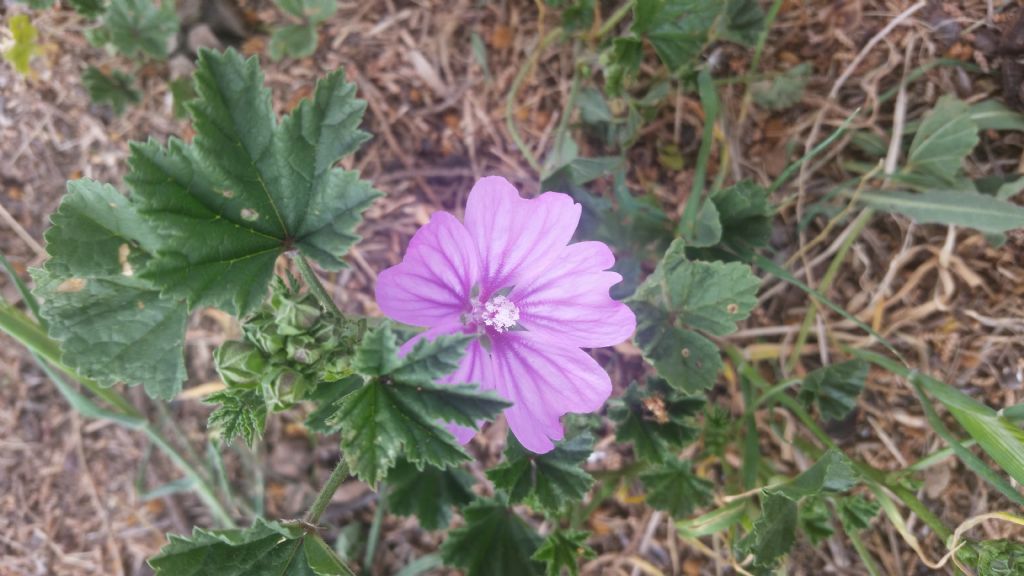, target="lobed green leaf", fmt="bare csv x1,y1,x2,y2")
331,324,508,484
33,180,187,399
148,518,355,575
610,378,704,463
798,359,868,422
386,460,475,531
440,497,543,576
104,0,179,59
640,459,713,517
532,530,595,576
487,434,595,515
128,49,378,314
